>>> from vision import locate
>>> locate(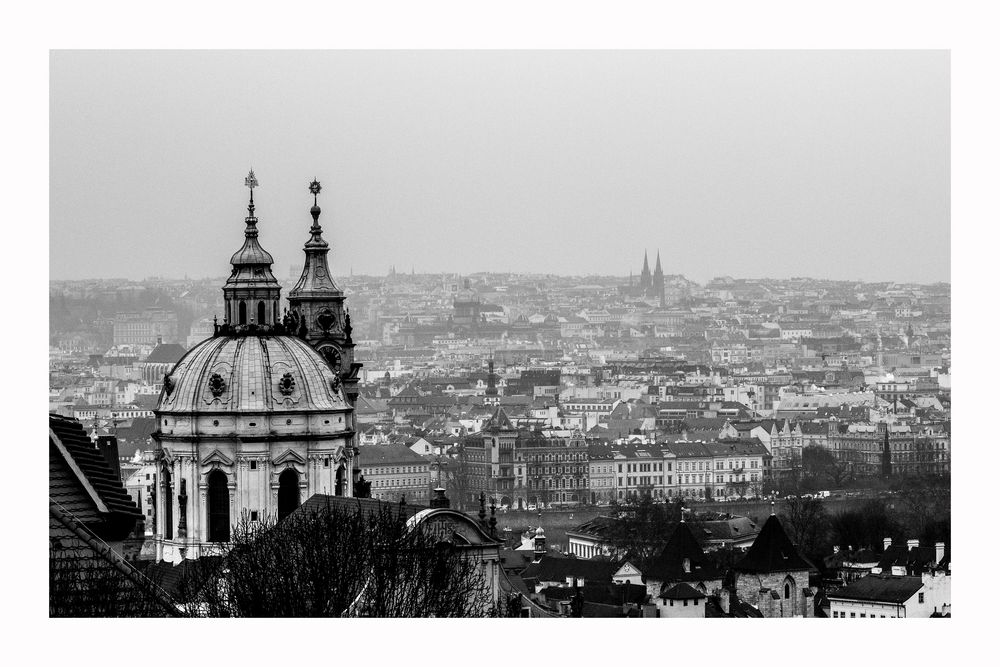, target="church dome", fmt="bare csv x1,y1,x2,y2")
158,334,345,414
